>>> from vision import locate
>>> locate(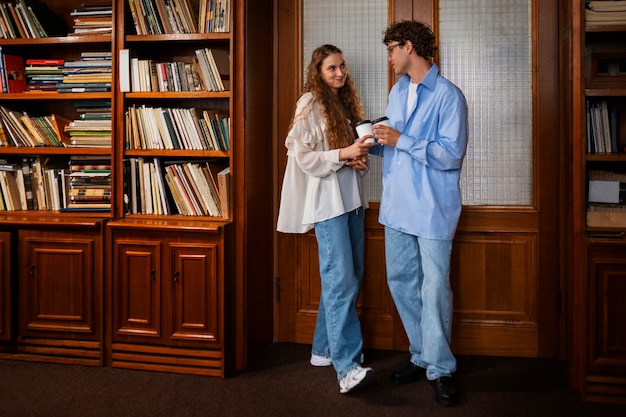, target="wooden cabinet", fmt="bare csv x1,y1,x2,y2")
0,218,103,365
0,0,274,374
107,223,226,376
0,231,11,341
567,0,626,404
104,0,274,375
587,243,626,375
18,229,101,339
0,0,111,365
